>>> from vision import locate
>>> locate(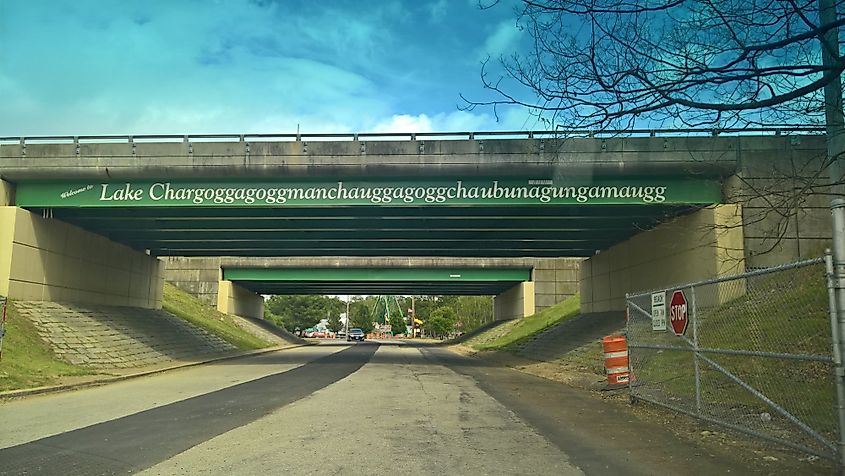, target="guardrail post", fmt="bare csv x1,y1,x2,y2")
830,199,845,467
